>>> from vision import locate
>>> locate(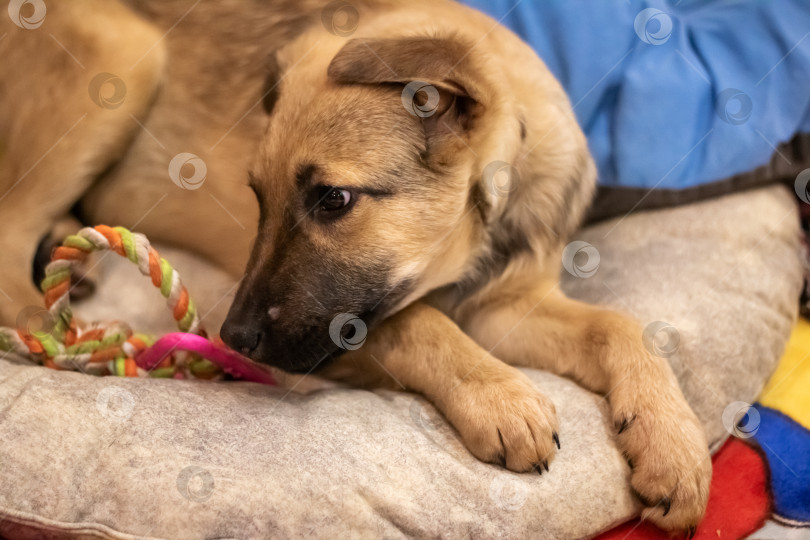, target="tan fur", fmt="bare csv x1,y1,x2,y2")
0,0,709,533
0,0,165,321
